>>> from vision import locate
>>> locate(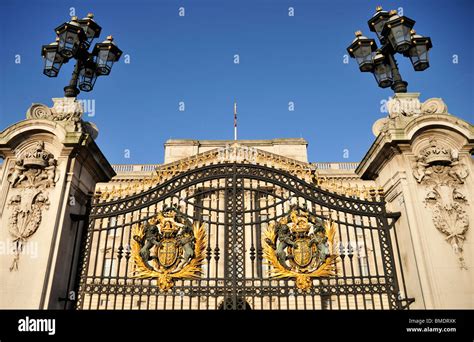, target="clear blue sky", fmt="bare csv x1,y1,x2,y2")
0,0,472,164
